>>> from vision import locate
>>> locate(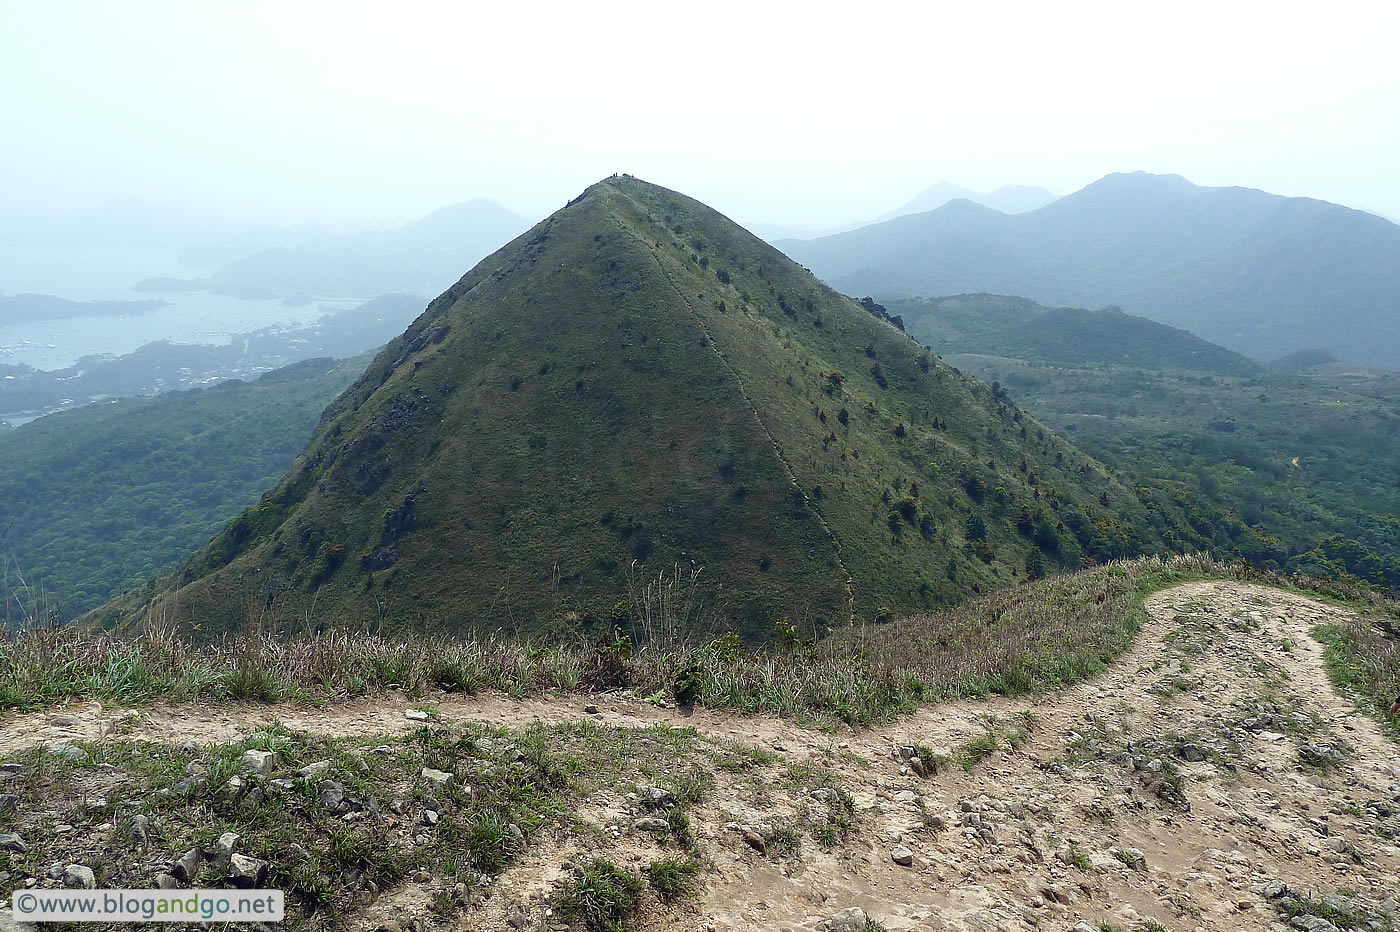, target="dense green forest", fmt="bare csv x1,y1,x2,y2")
0,355,367,623
944,353,1400,589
